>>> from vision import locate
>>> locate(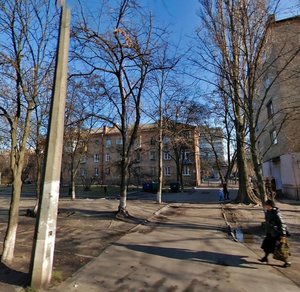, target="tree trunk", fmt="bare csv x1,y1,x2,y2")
157,124,163,203
1,174,22,264
235,129,259,204
32,153,42,217
249,127,266,203
69,167,76,200
118,156,128,216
